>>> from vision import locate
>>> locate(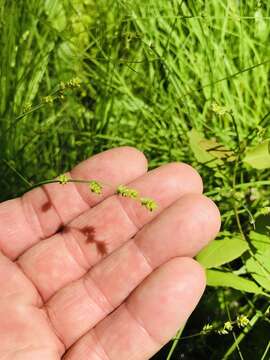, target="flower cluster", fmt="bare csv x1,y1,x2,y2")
58,174,69,184
116,185,138,198
57,78,81,101
140,197,158,212
41,78,81,106
202,323,213,334
89,180,103,195
56,176,158,212
202,315,250,336
59,78,81,91
236,315,250,328
217,321,234,335
211,102,229,116
23,102,32,112
42,95,54,104
116,185,158,211
21,78,82,117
